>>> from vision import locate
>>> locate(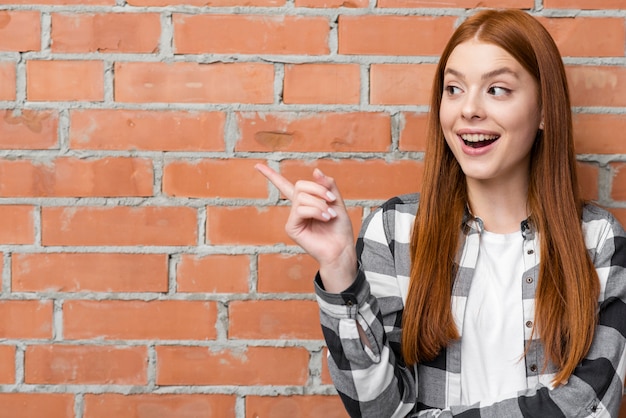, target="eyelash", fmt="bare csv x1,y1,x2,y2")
488,86,511,96
443,85,512,96
445,85,462,95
